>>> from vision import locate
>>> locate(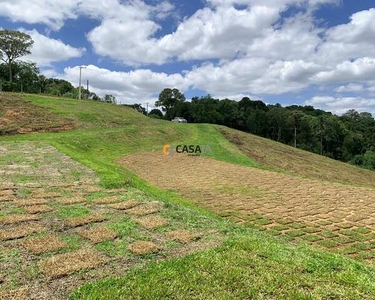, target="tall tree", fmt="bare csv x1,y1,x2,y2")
0,30,34,82
155,88,185,120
